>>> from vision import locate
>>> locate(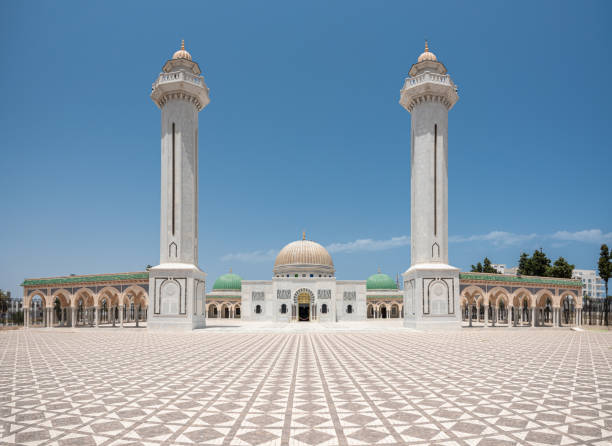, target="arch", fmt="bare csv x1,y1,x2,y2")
221,303,230,318
321,303,328,314
558,290,579,308
234,304,241,319
122,285,148,306
96,286,121,306
159,279,180,314
293,288,314,304
255,304,262,314
488,287,510,308
390,303,400,318
367,304,374,318
207,303,218,318
461,285,487,305
512,288,532,307
26,290,49,308
71,288,95,307
280,303,288,314
346,304,353,314
534,289,554,307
